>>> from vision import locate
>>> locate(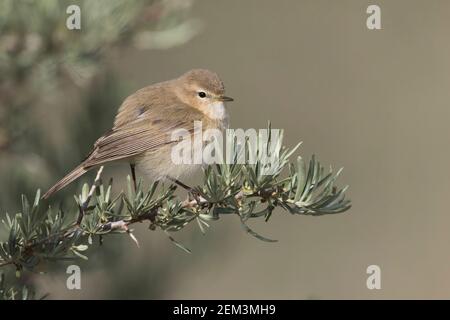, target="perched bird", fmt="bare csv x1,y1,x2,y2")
43,69,233,199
